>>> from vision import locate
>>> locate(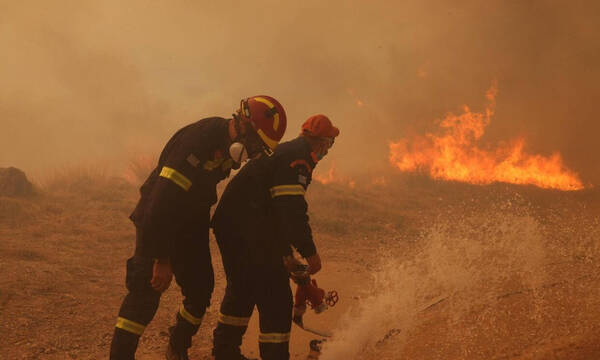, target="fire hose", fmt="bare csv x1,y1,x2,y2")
290,264,339,338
